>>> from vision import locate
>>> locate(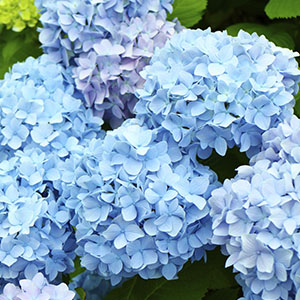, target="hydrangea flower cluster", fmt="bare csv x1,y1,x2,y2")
36,0,178,127
0,54,105,283
251,115,300,165
0,55,103,153
0,0,40,32
69,271,113,300
135,28,300,159
59,119,219,285
0,152,76,282
0,273,75,300
209,115,300,299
